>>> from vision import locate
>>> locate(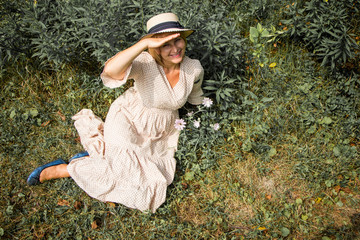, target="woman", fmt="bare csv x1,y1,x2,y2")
27,13,204,213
